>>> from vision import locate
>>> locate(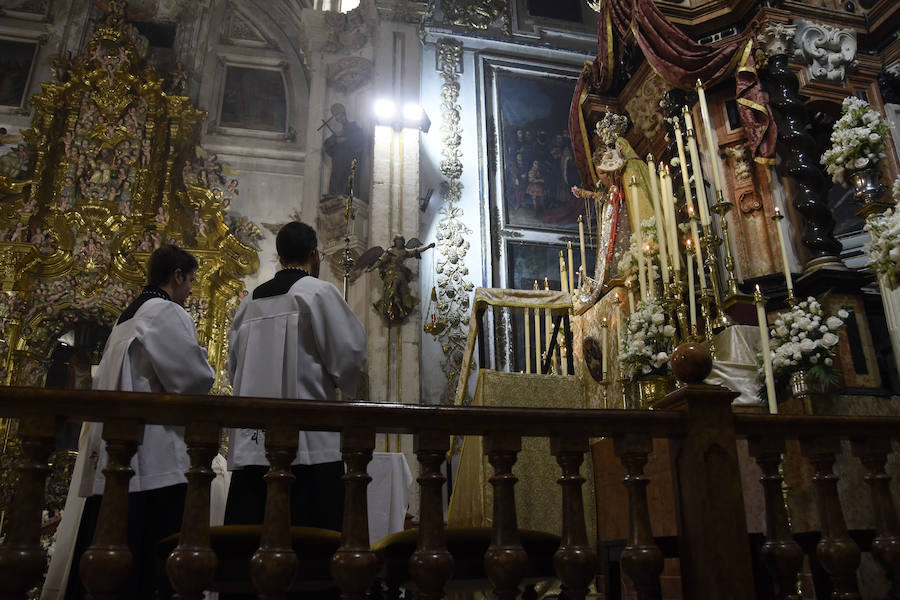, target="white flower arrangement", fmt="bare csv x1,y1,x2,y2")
762,296,846,397
863,175,900,289
618,296,675,380
820,96,889,187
